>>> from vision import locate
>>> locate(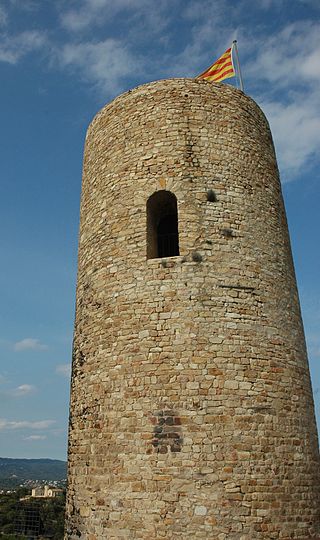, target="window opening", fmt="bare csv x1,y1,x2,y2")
147,190,179,259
